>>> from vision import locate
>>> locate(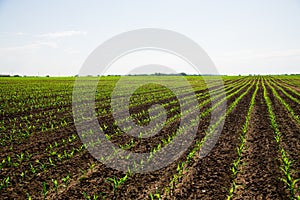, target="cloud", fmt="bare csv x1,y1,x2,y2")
0,41,58,52
38,30,87,39
214,49,300,61
259,49,300,58
63,48,80,54
15,32,27,36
